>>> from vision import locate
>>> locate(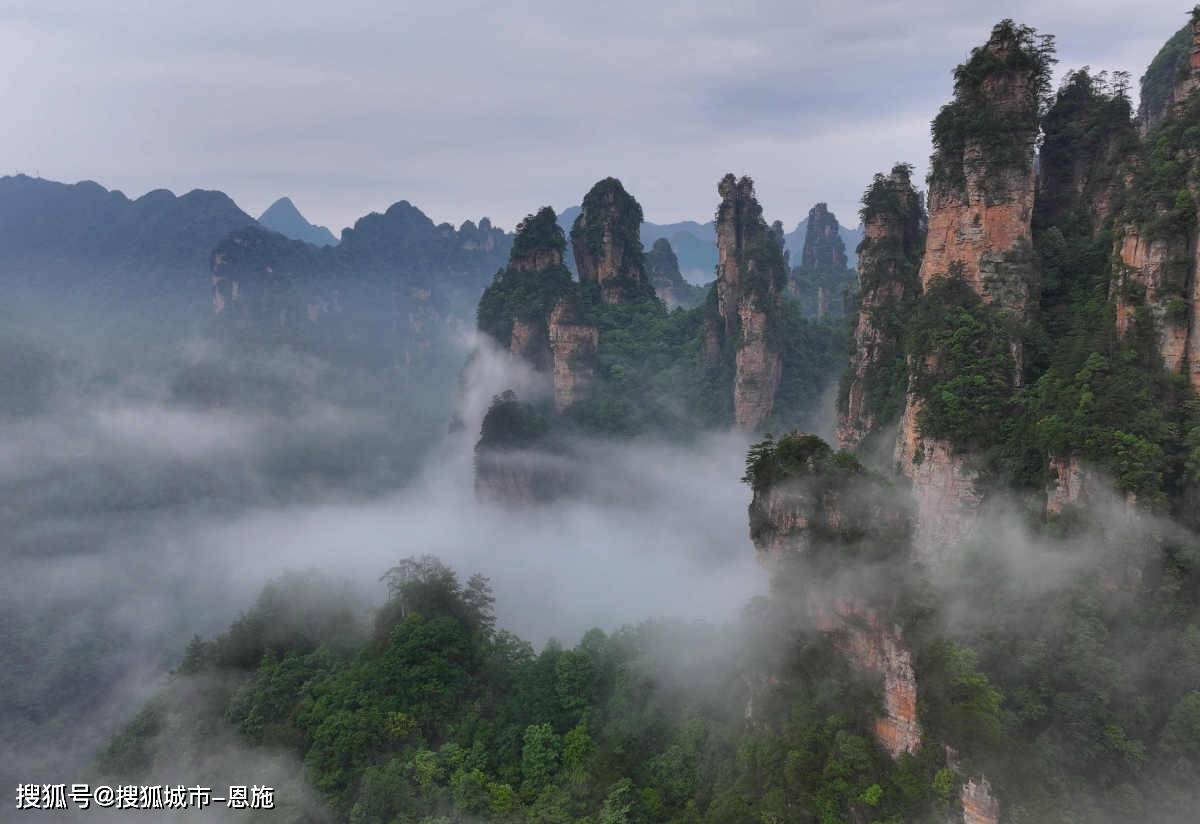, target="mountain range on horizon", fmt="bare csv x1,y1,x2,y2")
257,196,339,247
